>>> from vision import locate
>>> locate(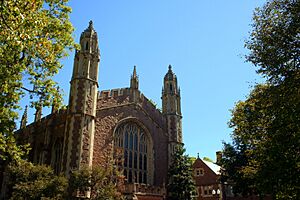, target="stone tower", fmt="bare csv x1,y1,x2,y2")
161,65,182,164
63,21,100,174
